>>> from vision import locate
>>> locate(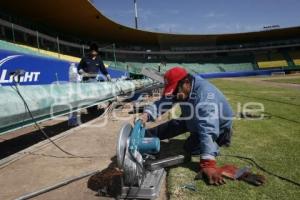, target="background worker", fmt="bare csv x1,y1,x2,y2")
78,43,111,82
78,43,111,115
139,67,234,185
